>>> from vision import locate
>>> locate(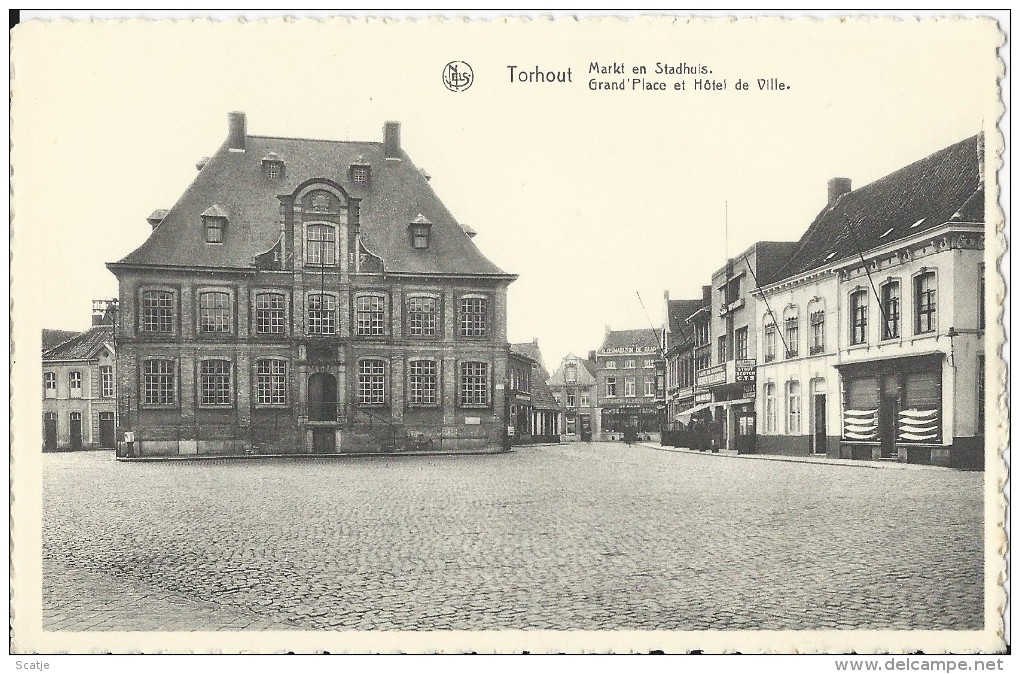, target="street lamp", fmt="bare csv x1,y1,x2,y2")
946,326,959,368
